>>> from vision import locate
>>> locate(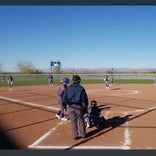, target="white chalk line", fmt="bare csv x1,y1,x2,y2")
106,106,156,114
104,107,156,150
28,145,129,150
0,89,139,113
103,111,131,150
123,112,131,150
28,121,66,149
0,96,59,111
87,89,139,96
